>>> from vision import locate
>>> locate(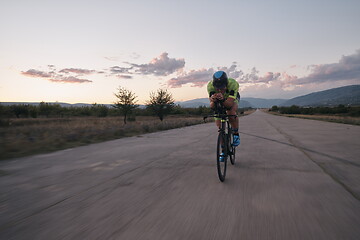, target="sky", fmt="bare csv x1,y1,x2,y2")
1,0,360,104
